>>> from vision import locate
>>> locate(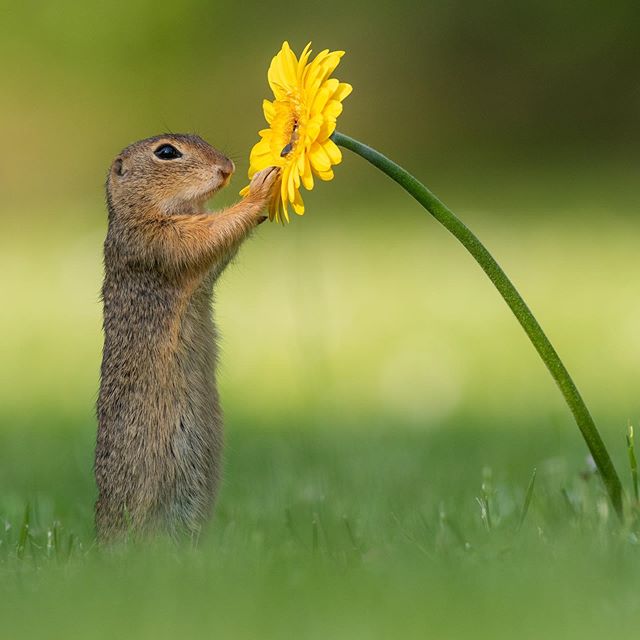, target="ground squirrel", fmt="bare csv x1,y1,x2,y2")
95,133,279,541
